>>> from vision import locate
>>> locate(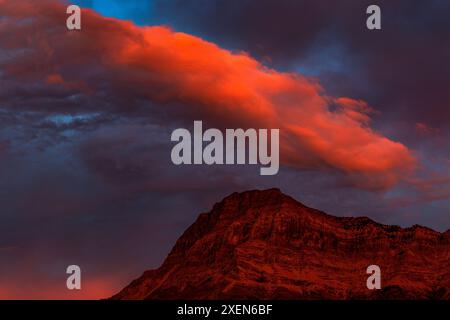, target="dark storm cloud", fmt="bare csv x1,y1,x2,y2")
0,0,416,189
147,0,450,131
140,0,450,214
